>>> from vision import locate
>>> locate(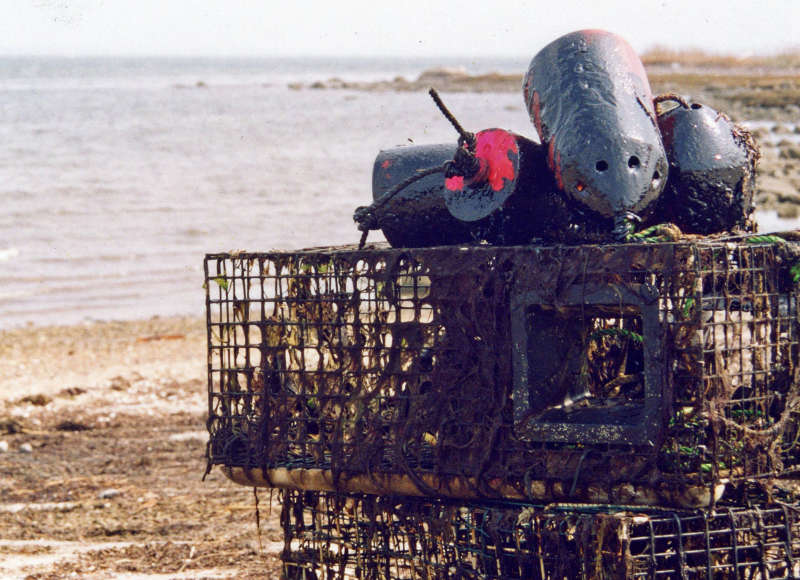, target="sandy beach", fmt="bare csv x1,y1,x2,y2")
0,316,282,578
